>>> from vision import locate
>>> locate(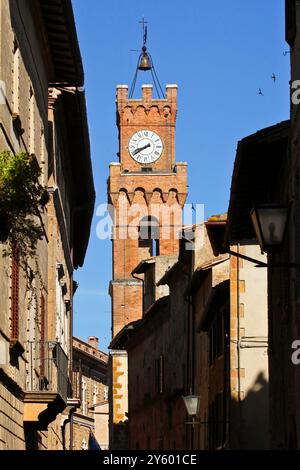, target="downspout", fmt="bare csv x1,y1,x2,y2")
61,406,76,450
182,241,195,450
223,299,229,449
69,276,76,450
190,292,196,451
190,247,196,450
185,291,192,450
70,413,74,450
